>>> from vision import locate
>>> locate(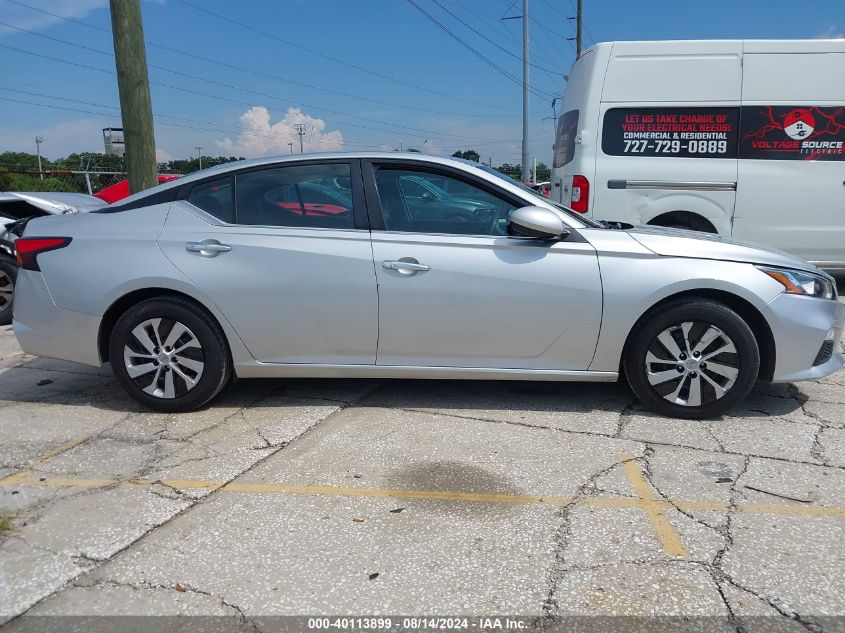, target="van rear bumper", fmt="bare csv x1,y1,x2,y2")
12,270,102,367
